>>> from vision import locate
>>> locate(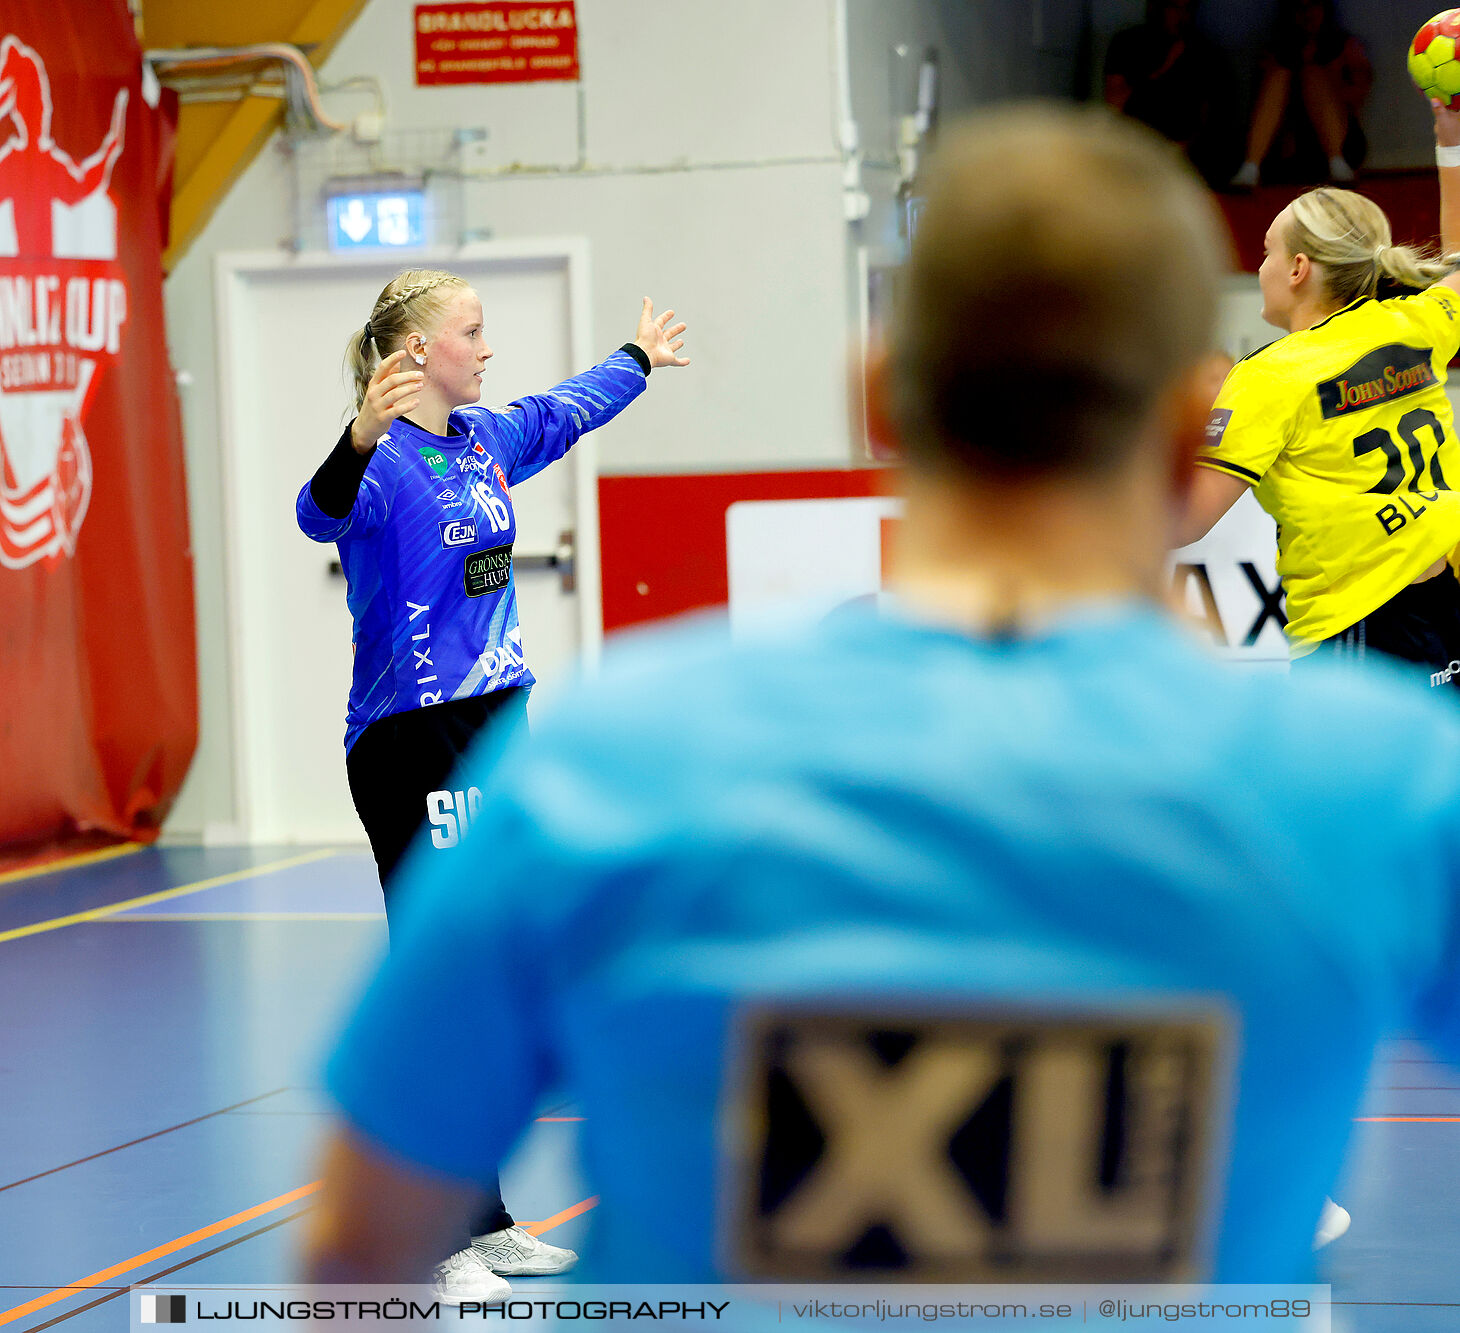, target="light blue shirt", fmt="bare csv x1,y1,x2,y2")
327,601,1460,1281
